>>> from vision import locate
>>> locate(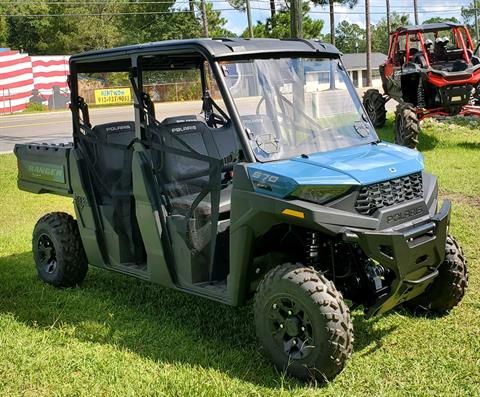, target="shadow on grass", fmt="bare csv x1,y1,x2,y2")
0,251,394,388
455,141,480,150
377,118,440,152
